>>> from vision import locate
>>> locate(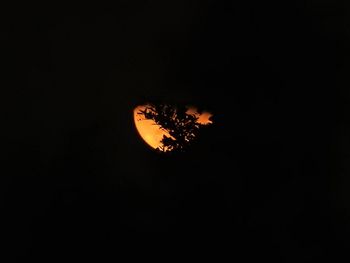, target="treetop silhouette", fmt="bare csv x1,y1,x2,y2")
137,103,212,153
